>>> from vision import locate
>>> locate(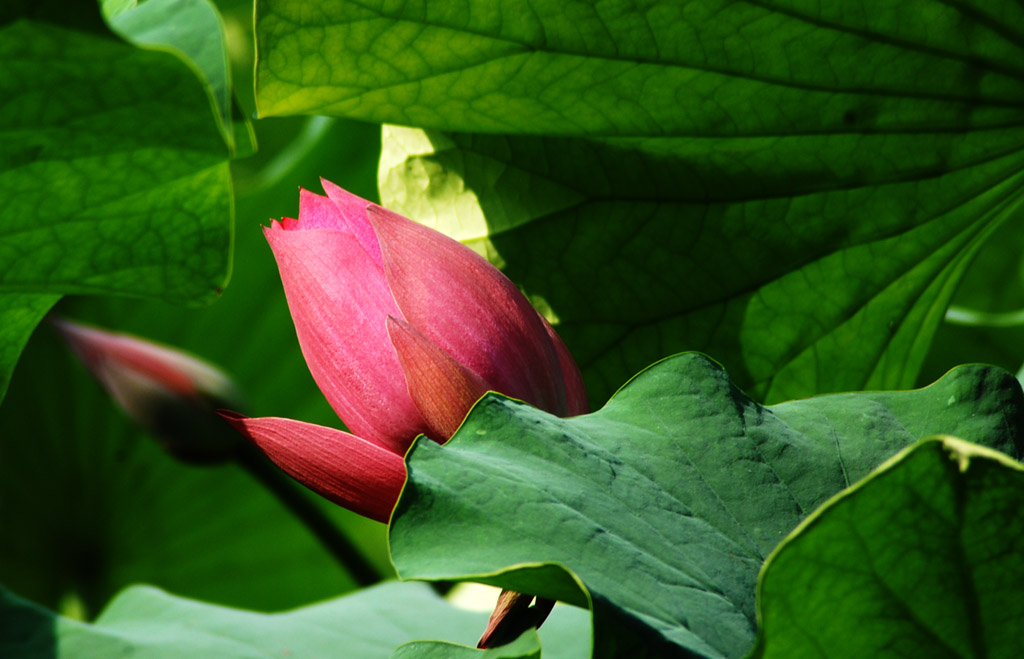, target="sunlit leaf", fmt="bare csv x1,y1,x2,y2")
257,0,1024,404
0,1,234,403
255,0,1024,135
